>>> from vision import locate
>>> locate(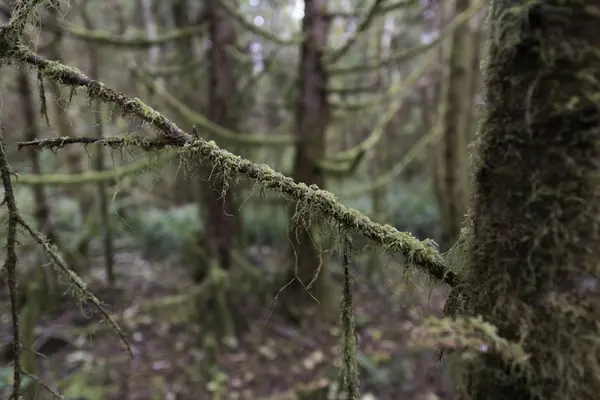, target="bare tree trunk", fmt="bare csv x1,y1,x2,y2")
280,0,334,321
194,0,240,280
